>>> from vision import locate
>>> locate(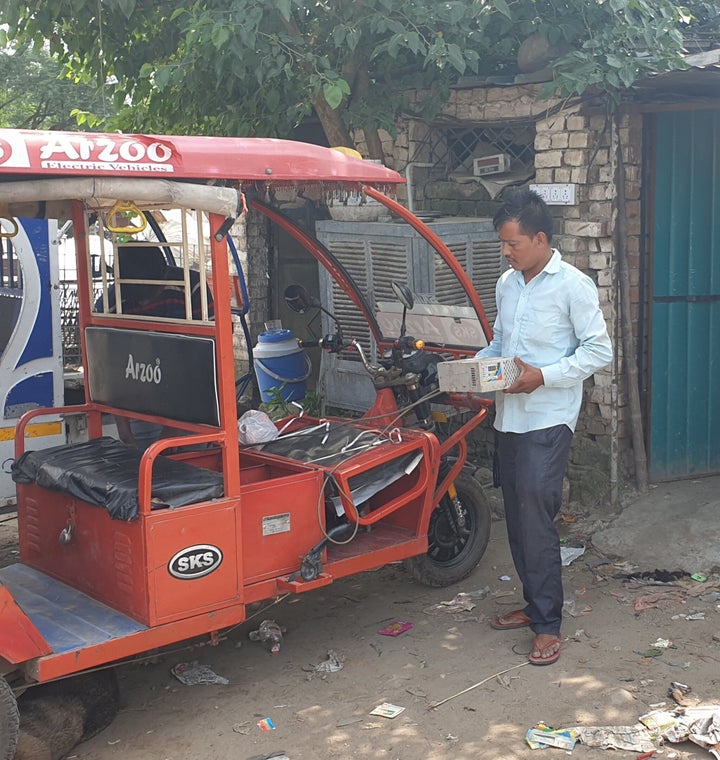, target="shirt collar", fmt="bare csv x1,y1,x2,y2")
510,248,561,284
544,249,562,274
